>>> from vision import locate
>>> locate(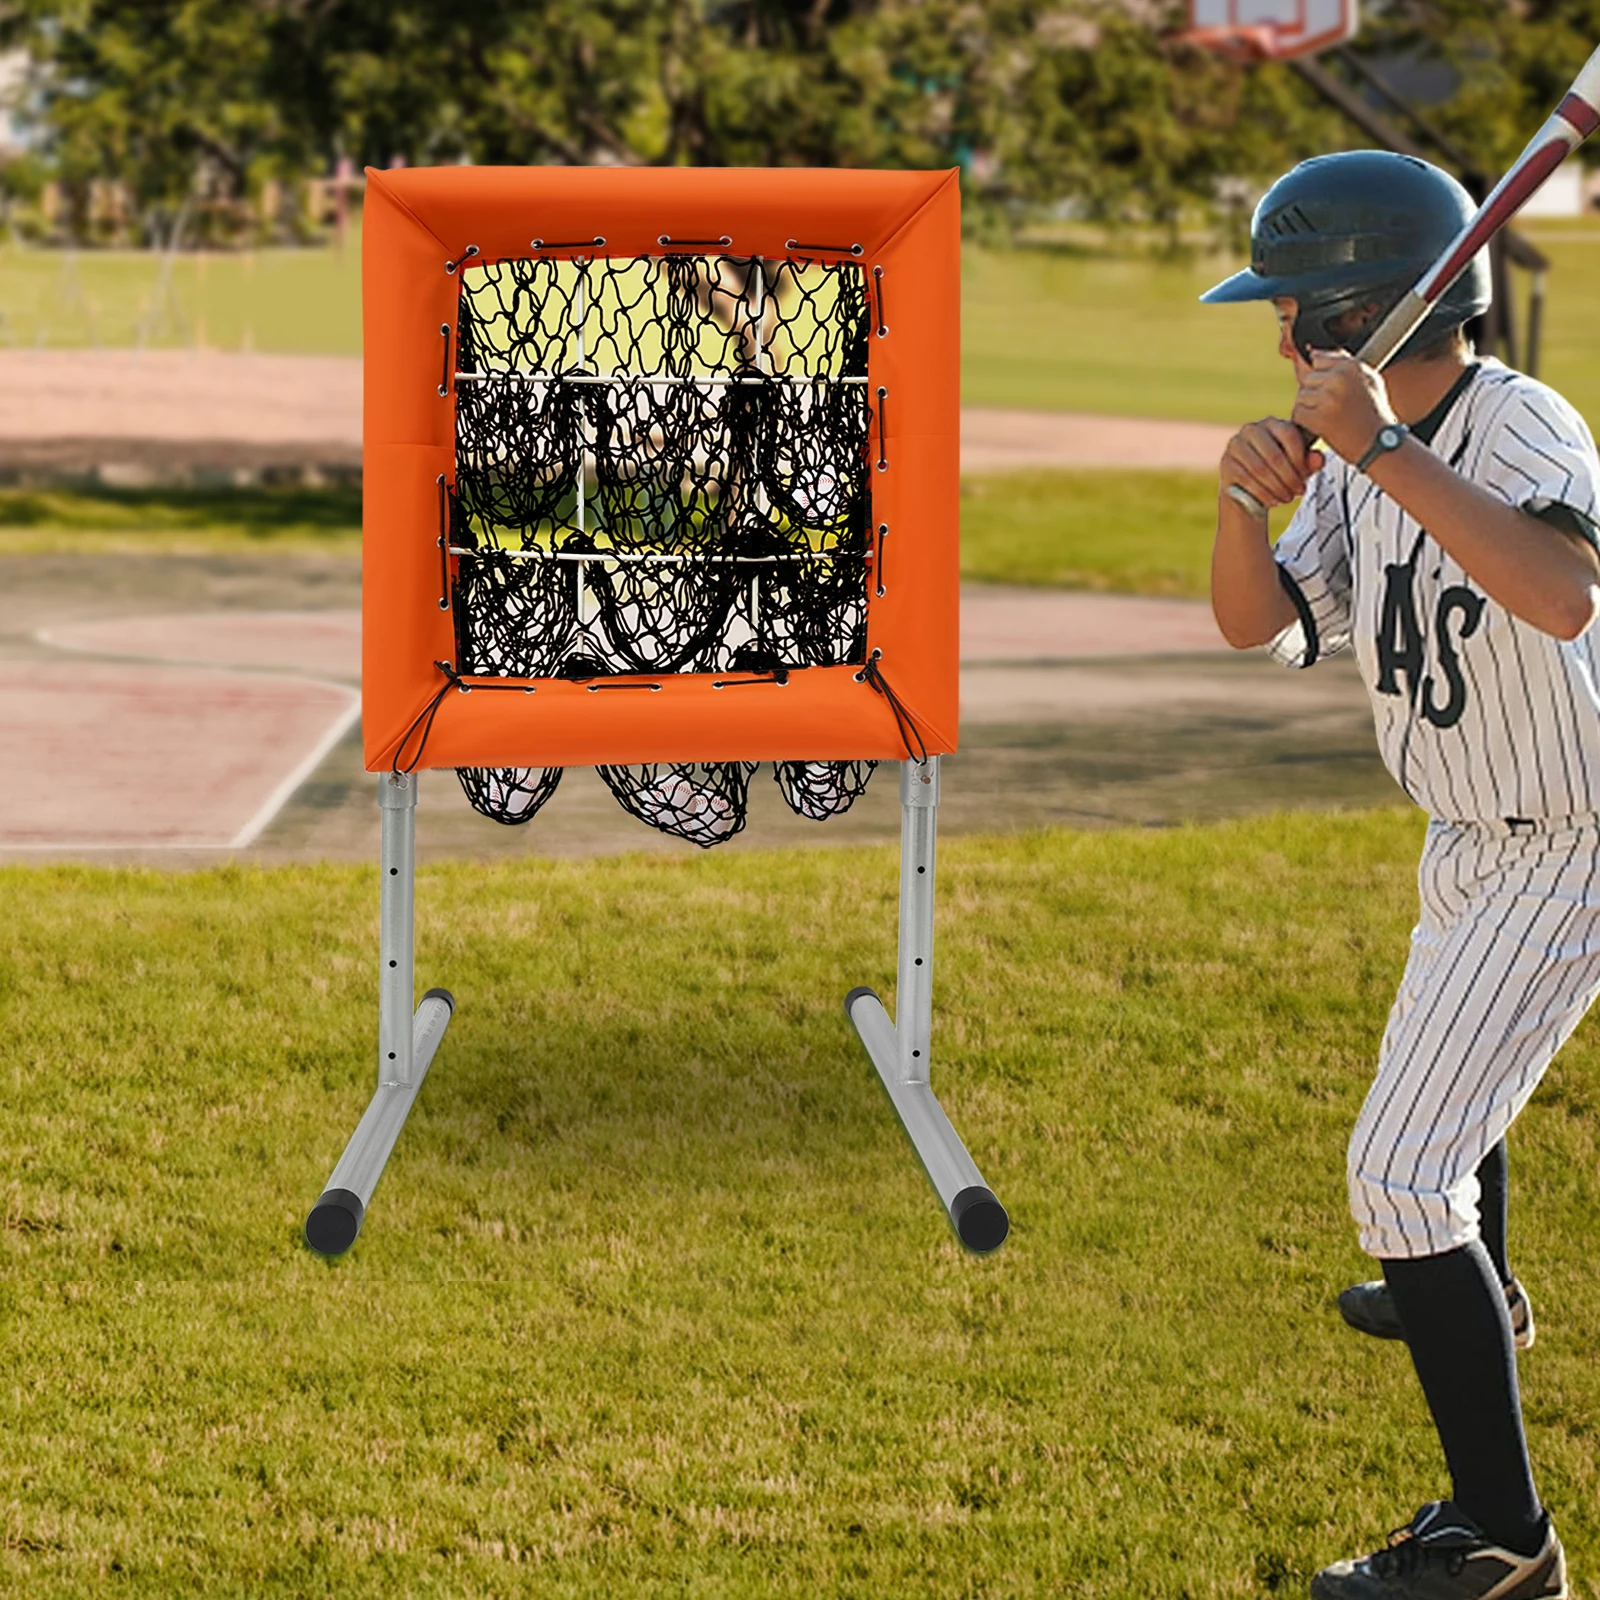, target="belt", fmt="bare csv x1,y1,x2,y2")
1488,814,1600,837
